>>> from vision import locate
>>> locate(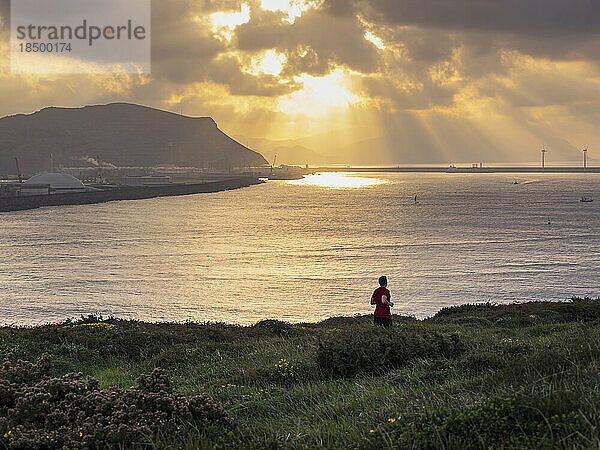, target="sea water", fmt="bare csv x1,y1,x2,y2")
1,172,599,325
